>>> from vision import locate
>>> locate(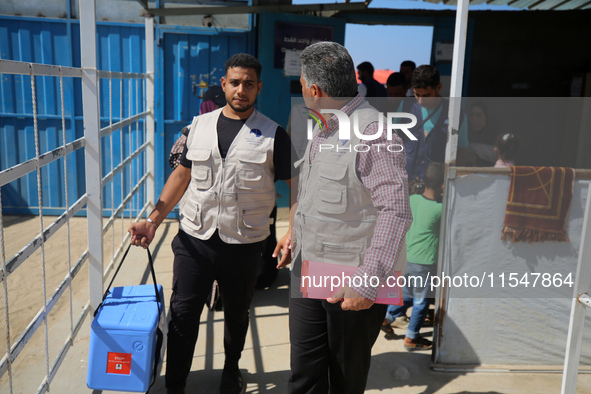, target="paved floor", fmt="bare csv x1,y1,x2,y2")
13,216,591,394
